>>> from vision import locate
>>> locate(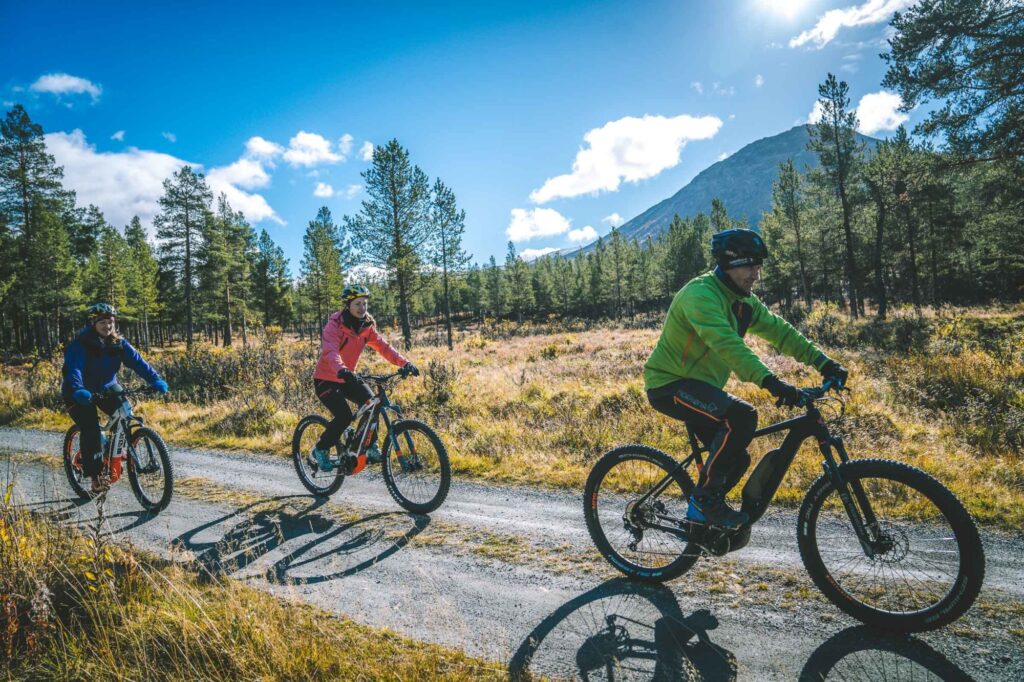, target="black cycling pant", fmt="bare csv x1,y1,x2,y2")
65,395,124,477
647,378,757,496
313,378,373,451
